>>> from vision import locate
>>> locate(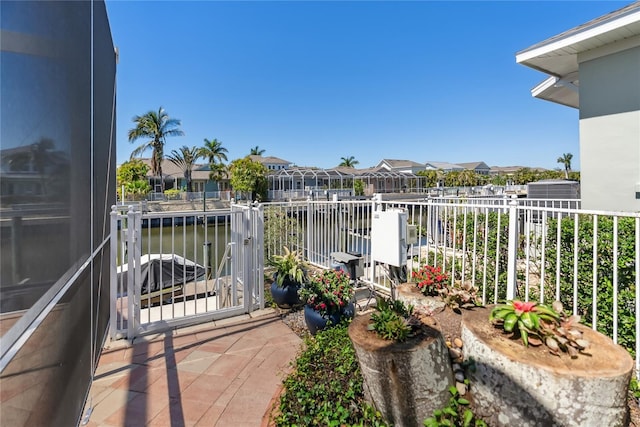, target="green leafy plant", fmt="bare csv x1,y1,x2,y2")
423,386,487,427
299,269,355,316
369,298,415,342
267,246,308,287
274,324,388,426
412,264,449,296
490,300,591,357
